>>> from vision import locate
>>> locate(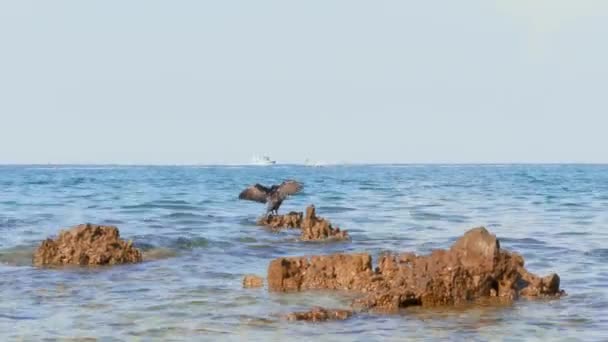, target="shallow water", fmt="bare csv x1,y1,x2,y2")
0,165,607,341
